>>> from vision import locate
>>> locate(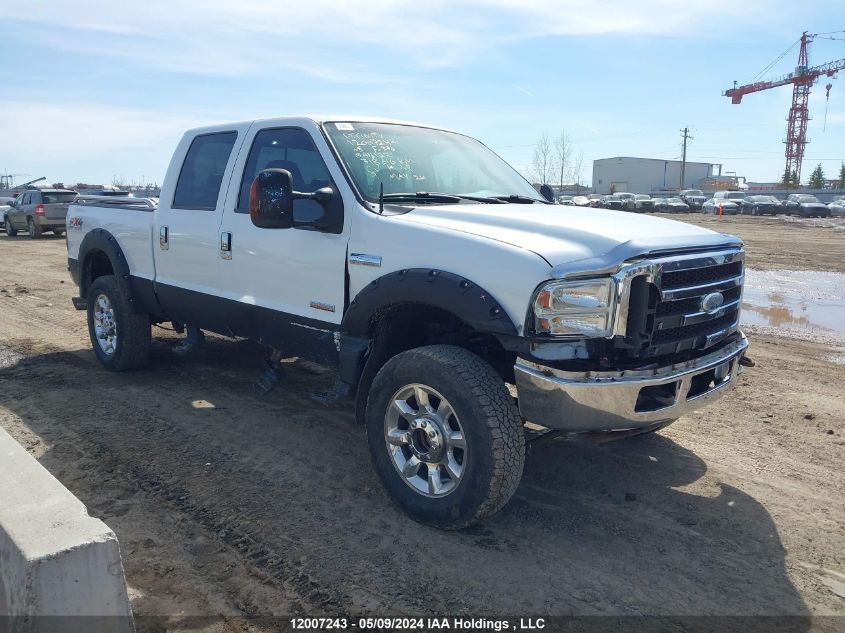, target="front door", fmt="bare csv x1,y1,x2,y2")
216,123,349,364
9,192,30,229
